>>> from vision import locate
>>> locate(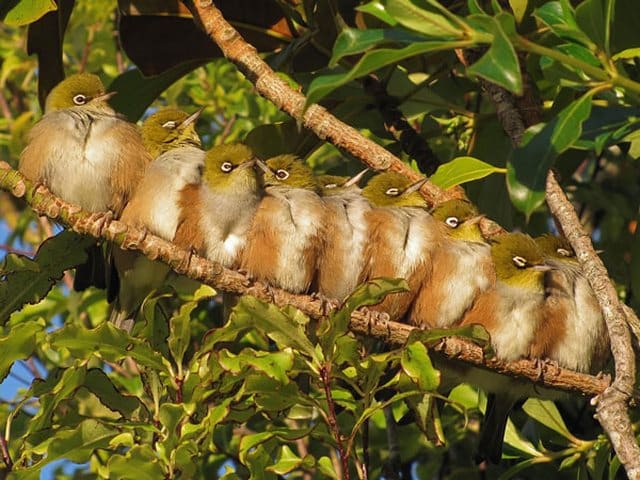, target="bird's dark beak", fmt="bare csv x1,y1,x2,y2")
255,158,273,175
93,91,117,102
402,177,428,195
180,107,204,128
343,168,369,188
